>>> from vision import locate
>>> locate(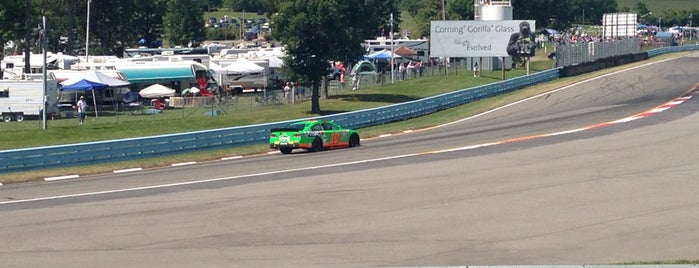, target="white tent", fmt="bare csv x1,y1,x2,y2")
268,56,284,68
222,58,264,74
60,70,130,87
209,61,225,74
59,70,130,118
139,84,176,98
